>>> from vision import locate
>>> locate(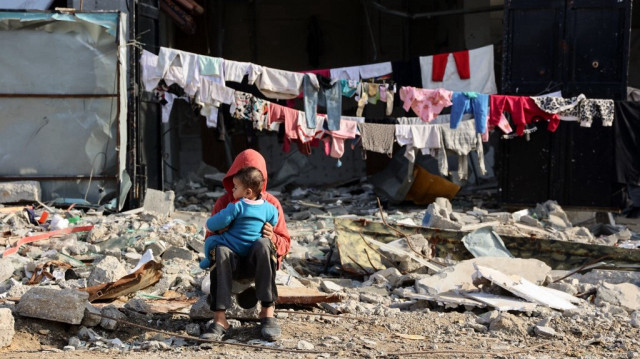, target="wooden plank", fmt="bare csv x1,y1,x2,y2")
276,286,343,305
